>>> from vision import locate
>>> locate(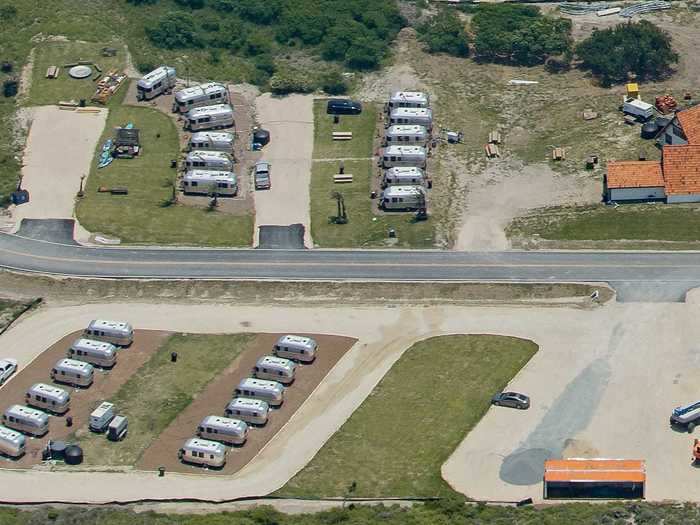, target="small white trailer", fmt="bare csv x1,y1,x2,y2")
136,66,176,101
382,166,426,188
622,97,655,121
182,170,237,196
173,82,229,113
25,383,70,415
179,437,227,468
380,185,427,211
224,398,270,425
185,150,234,171
89,402,115,432
188,131,234,153
253,355,296,385
51,358,94,388
2,405,49,437
381,145,427,169
273,335,318,363
0,425,26,458
389,107,433,129
84,319,134,346
388,91,429,110
185,104,234,132
384,125,429,146
197,415,248,445
235,378,285,407
68,338,118,368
